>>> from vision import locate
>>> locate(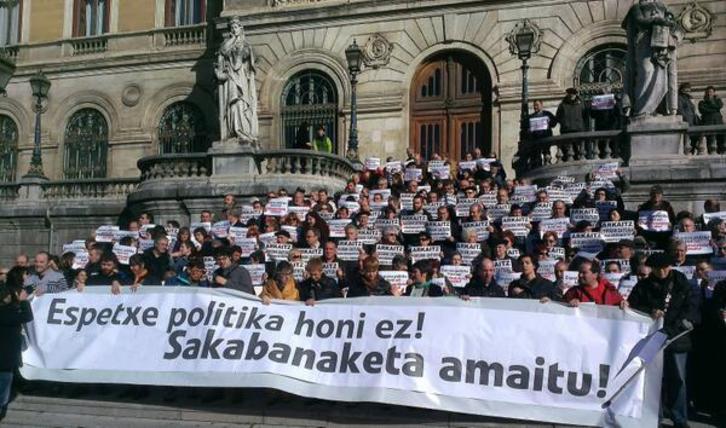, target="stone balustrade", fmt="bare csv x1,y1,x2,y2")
158,24,207,48
256,149,358,181
0,183,20,201
69,36,109,56
138,153,212,181
686,124,726,155
42,178,138,200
